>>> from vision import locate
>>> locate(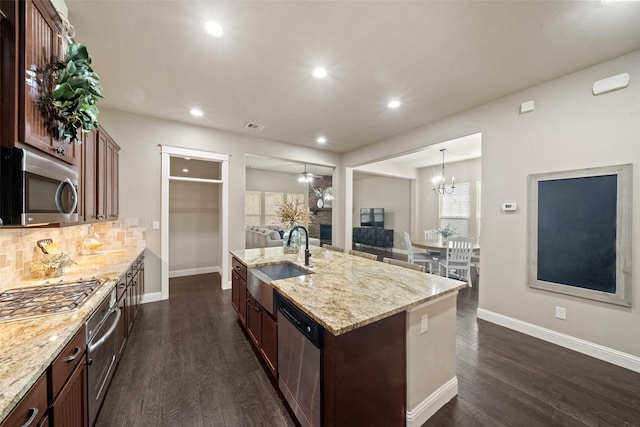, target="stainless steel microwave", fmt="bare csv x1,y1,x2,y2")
1,147,78,226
